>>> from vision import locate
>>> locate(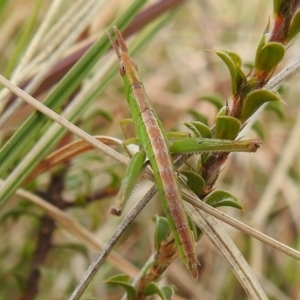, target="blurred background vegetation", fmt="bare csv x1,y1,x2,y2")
0,0,300,299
